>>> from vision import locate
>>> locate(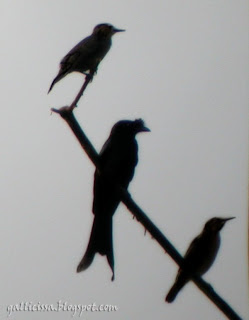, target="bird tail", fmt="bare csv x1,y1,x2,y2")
165,273,188,303
76,215,115,280
48,71,67,93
